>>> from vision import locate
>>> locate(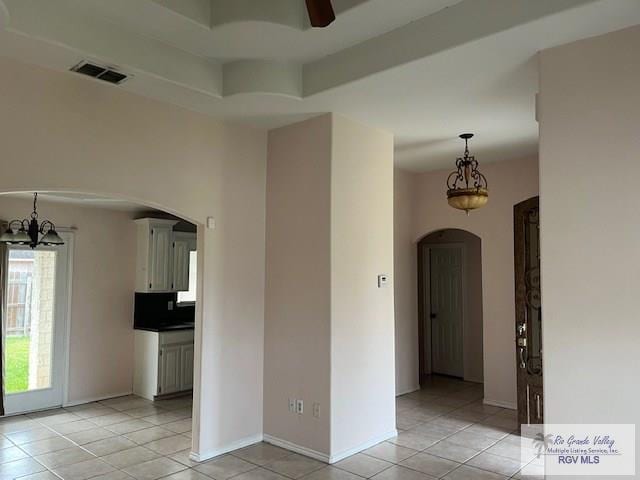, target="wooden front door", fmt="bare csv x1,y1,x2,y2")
514,196,543,427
